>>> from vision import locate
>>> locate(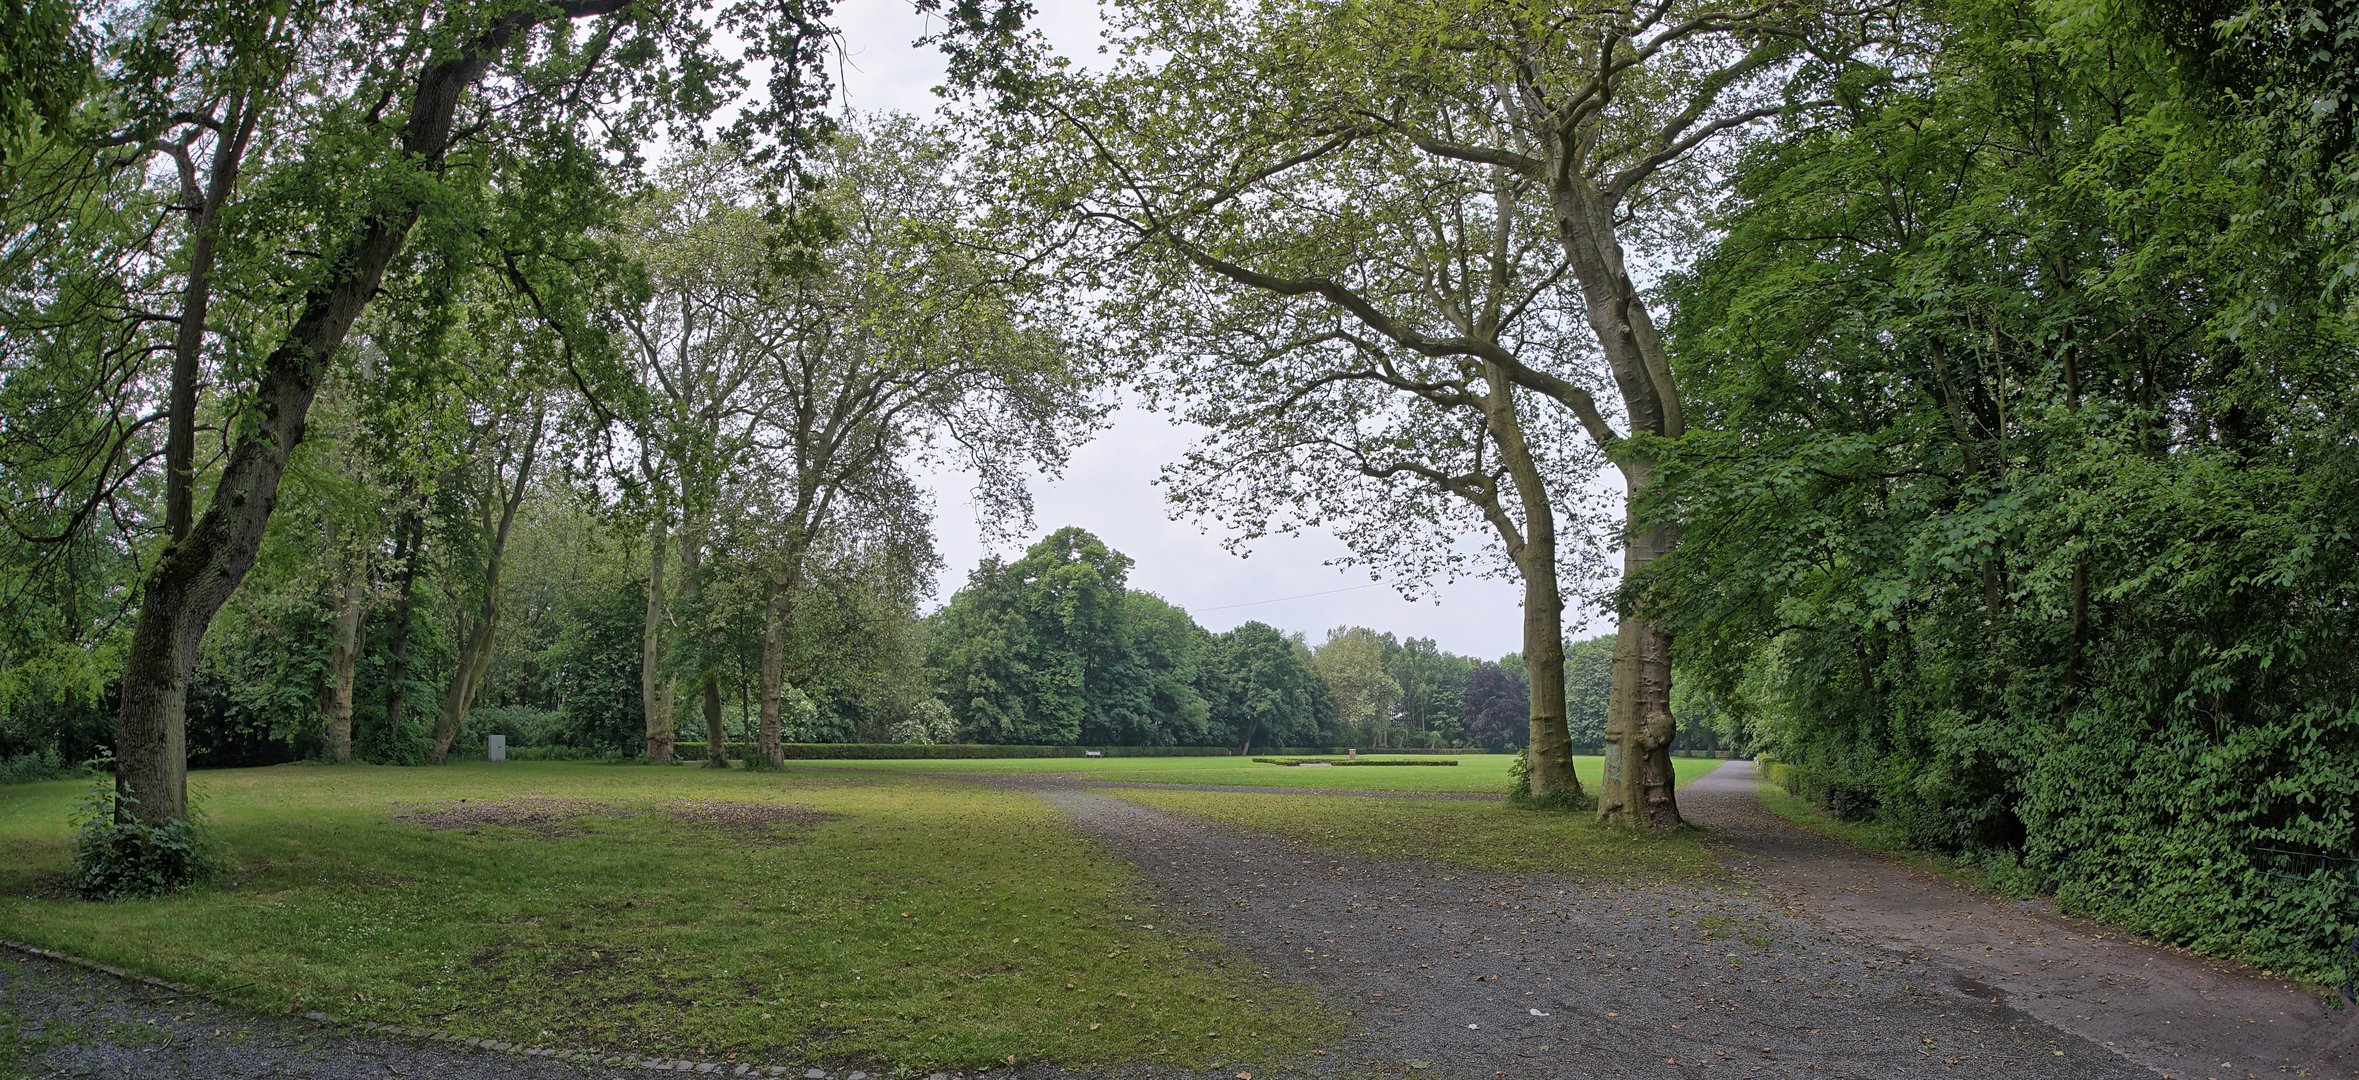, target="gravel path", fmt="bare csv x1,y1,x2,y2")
1680,760,2356,1080
0,948,649,1079
1039,784,2159,1080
